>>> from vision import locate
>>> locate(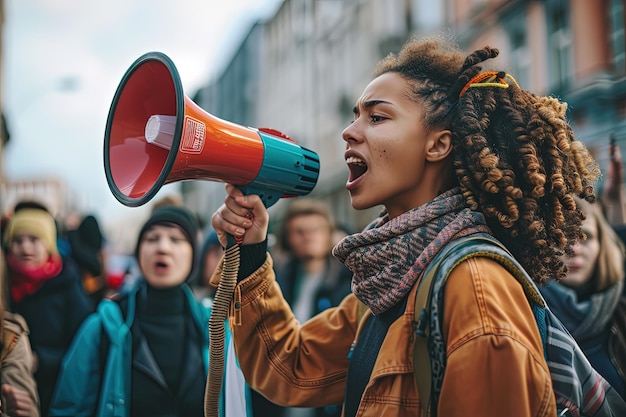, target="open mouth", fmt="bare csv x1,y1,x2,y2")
154,261,169,271
347,156,368,182
565,263,581,272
